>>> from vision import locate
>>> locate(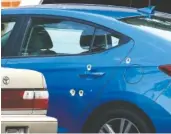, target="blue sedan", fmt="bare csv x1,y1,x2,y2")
1,4,171,133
